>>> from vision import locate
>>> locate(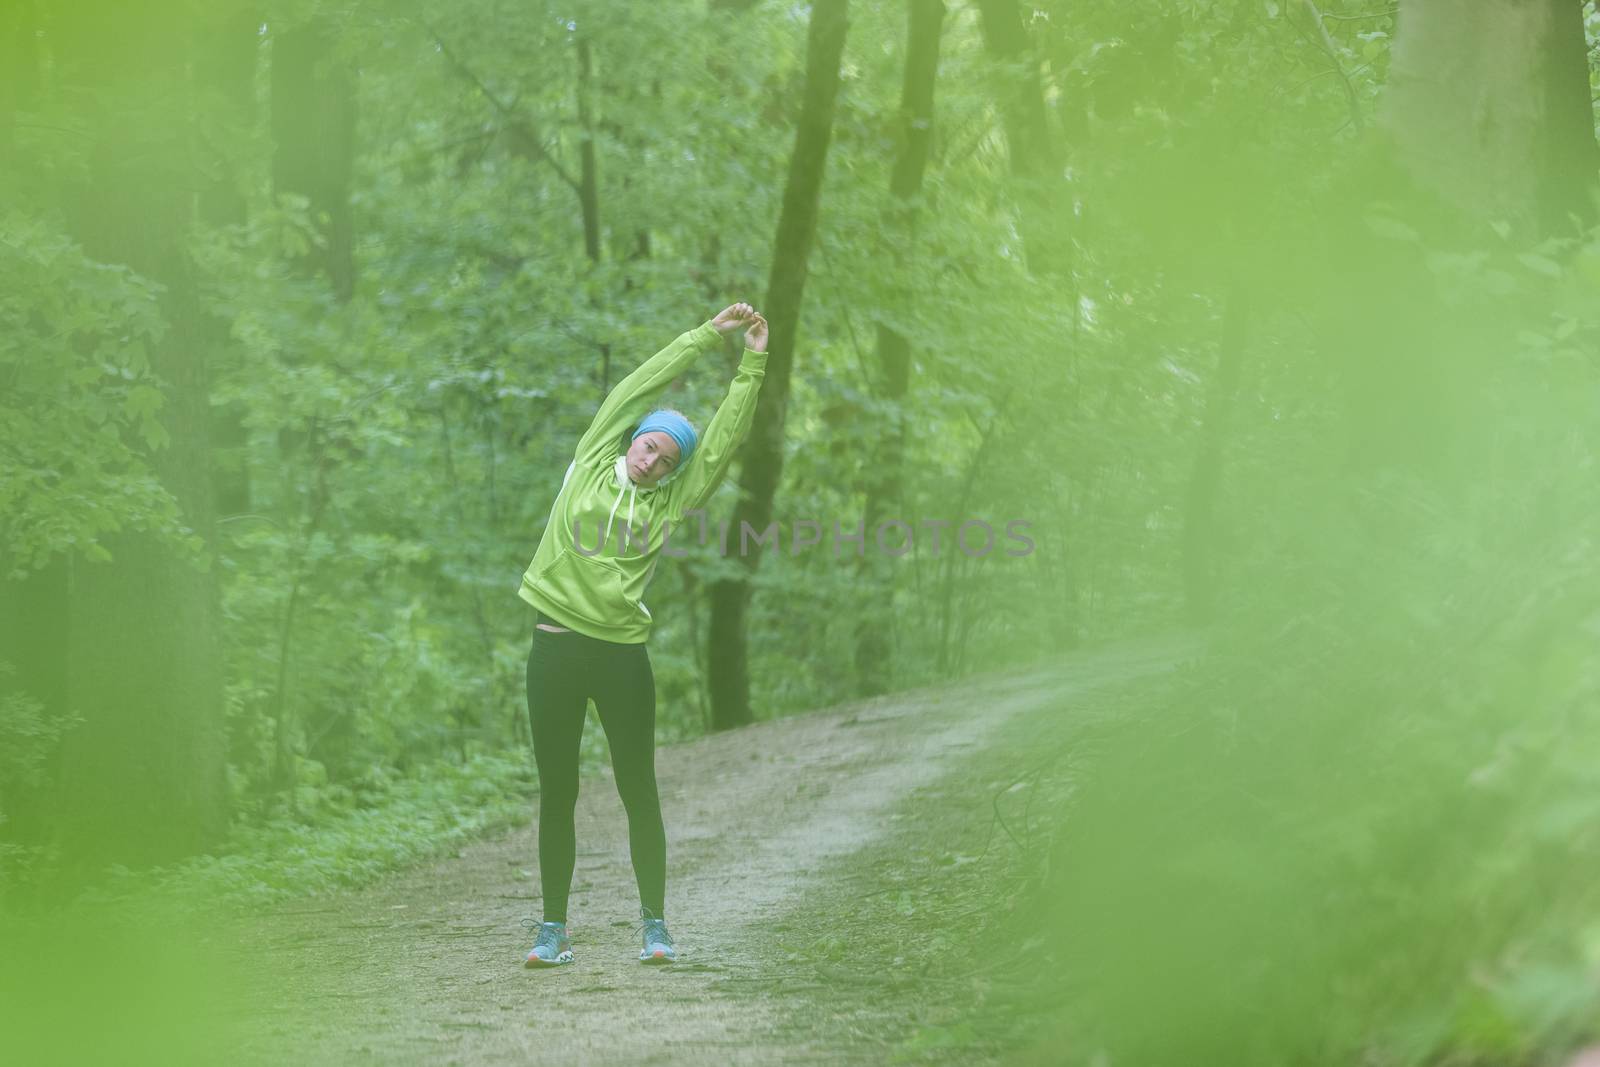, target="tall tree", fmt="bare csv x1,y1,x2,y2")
0,2,60,872
575,31,603,265
706,0,850,730
853,0,945,697
570,25,619,415
271,17,357,301
264,15,358,792
0,0,65,860
1180,286,1248,625
0,0,38,175
196,6,260,520
976,0,1081,646
1329,0,1600,476
975,0,1071,278
52,0,228,874
1379,0,1599,243
196,7,259,229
